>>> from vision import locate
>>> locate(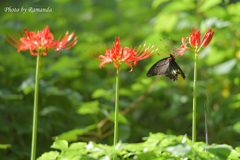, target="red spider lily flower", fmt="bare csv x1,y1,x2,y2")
187,28,214,50
189,28,201,47
201,28,214,48
86,36,158,72
5,26,77,56
160,37,189,57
